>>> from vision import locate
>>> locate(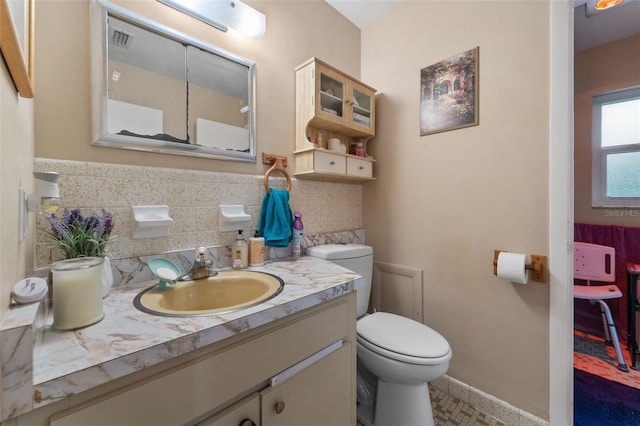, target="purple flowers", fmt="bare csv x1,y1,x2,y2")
46,209,114,259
